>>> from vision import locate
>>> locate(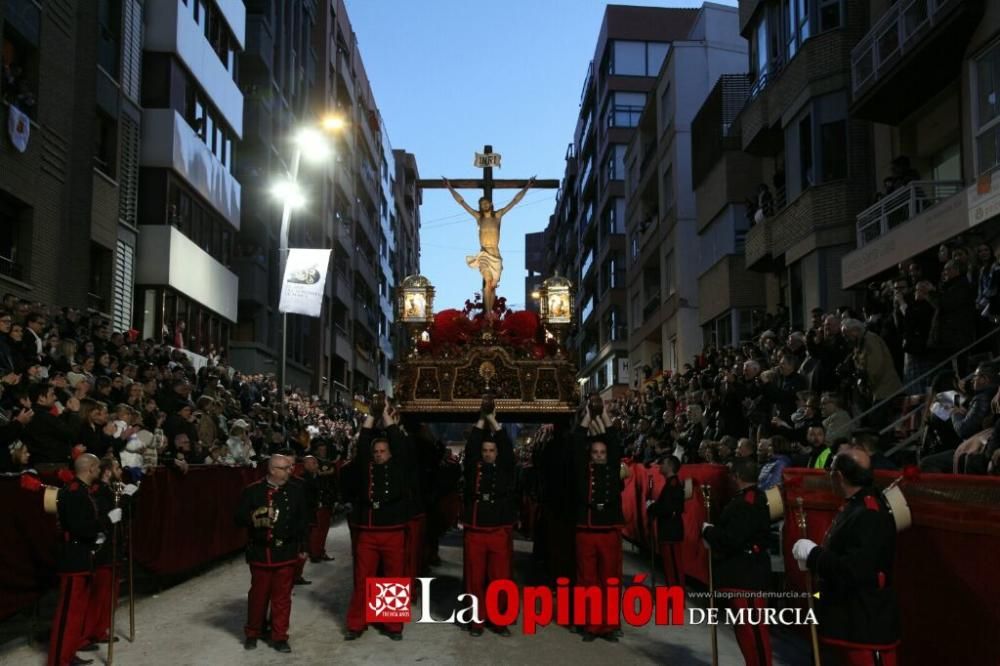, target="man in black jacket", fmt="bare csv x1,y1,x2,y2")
343,403,414,641
793,448,900,666
646,455,685,588
25,382,81,465
234,453,308,653
573,395,624,642
47,453,102,666
701,458,773,666
462,395,517,637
